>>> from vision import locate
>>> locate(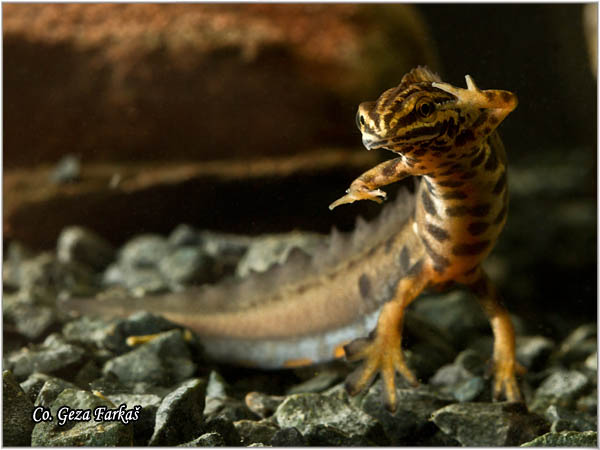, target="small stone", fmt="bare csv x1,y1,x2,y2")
103,329,196,386
245,391,285,418
120,234,170,268
584,351,597,371
556,324,597,365
203,416,242,446
531,370,589,411
516,335,555,370
234,419,279,446
453,376,486,403
544,405,597,433
5,333,87,381
169,224,202,247
3,370,34,446
180,431,226,447
274,392,386,445
521,430,597,447
236,232,325,277
35,377,80,407
199,231,252,276
360,383,453,445
106,393,163,445
2,240,33,290
303,424,371,446
57,226,116,271
148,378,207,446
270,427,306,446
31,388,133,446
431,402,549,446
122,266,170,296
49,154,81,183
158,246,216,287
204,371,257,422
4,296,58,341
